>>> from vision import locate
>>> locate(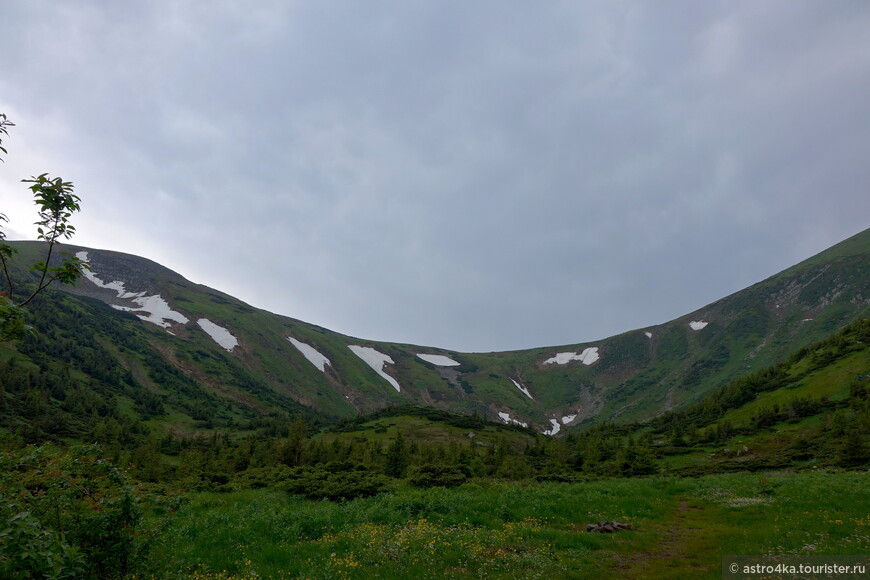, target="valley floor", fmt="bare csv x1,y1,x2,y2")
145,470,869,579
